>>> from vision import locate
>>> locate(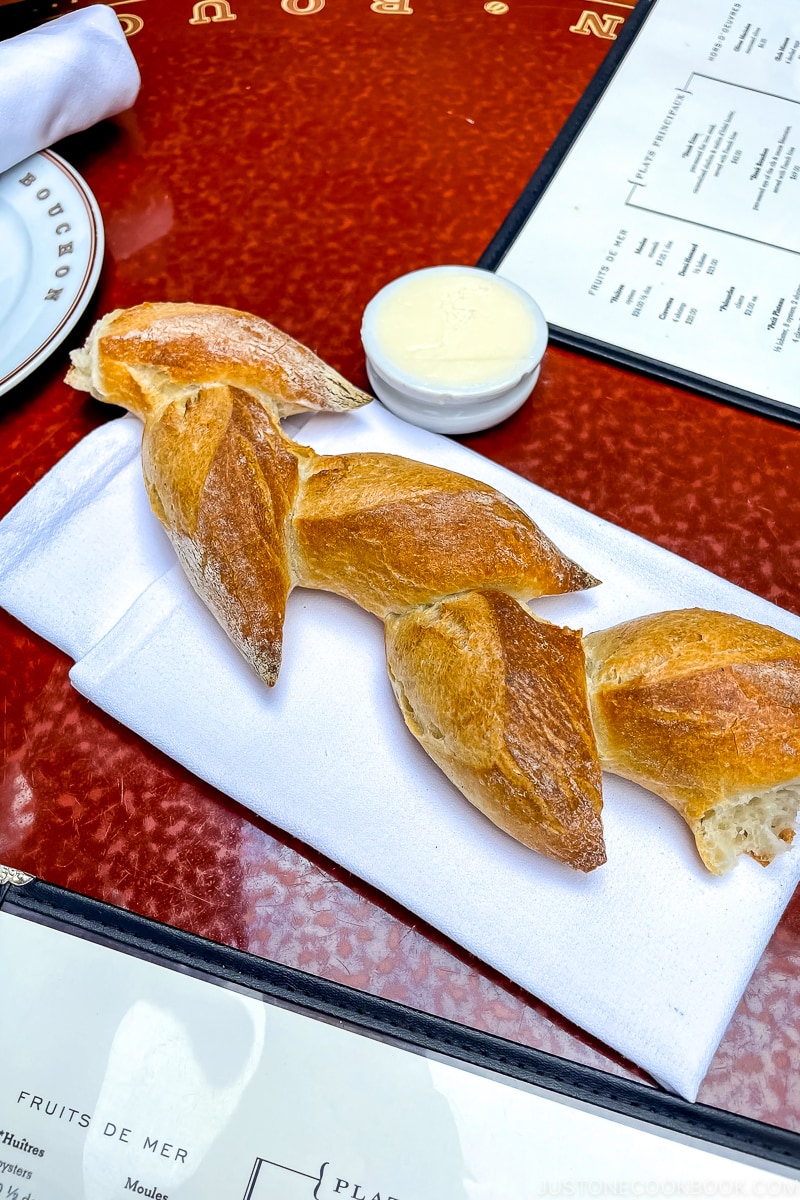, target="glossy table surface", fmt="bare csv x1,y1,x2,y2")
2,0,800,1132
